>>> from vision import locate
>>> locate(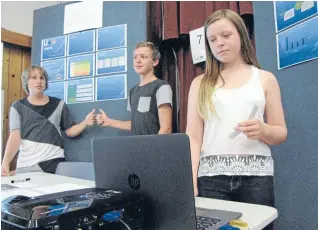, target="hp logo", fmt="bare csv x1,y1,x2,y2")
128,174,140,191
